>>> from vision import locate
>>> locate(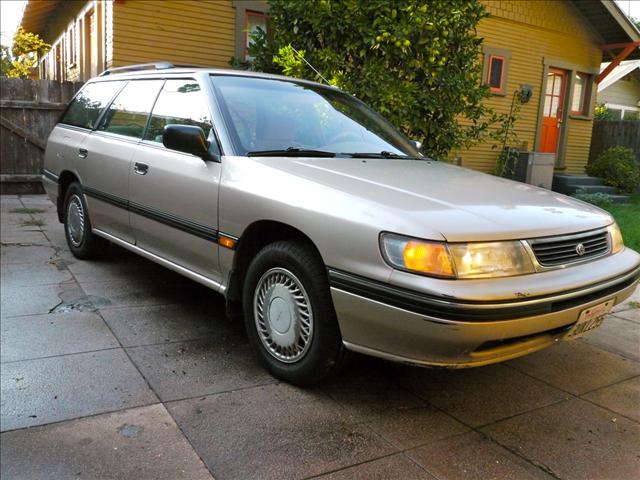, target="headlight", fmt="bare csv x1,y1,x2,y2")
608,223,624,254
448,241,535,278
380,233,536,279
